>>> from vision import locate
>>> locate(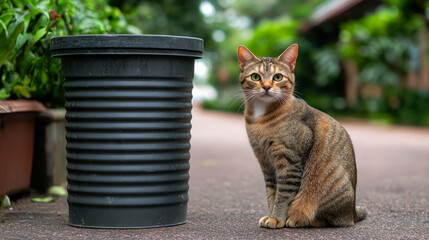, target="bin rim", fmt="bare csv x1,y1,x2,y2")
51,34,204,58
